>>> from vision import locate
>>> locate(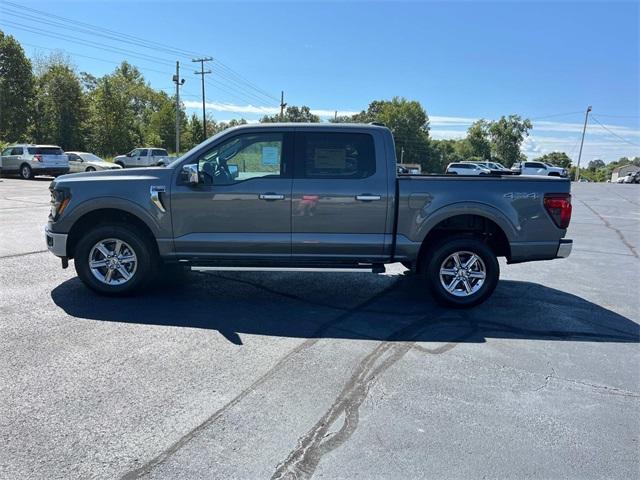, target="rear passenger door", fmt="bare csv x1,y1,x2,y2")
291,129,390,261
